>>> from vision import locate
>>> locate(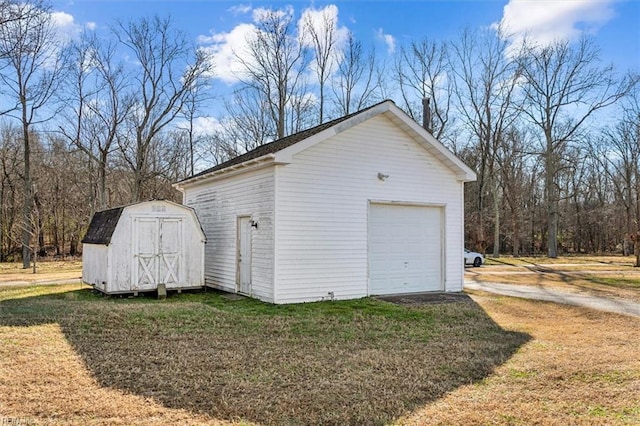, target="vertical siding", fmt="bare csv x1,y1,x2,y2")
124,203,205,290
83,201,205,294
274,114,465,304
109,213,133,293
81,244,108,291
183,167,275,302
